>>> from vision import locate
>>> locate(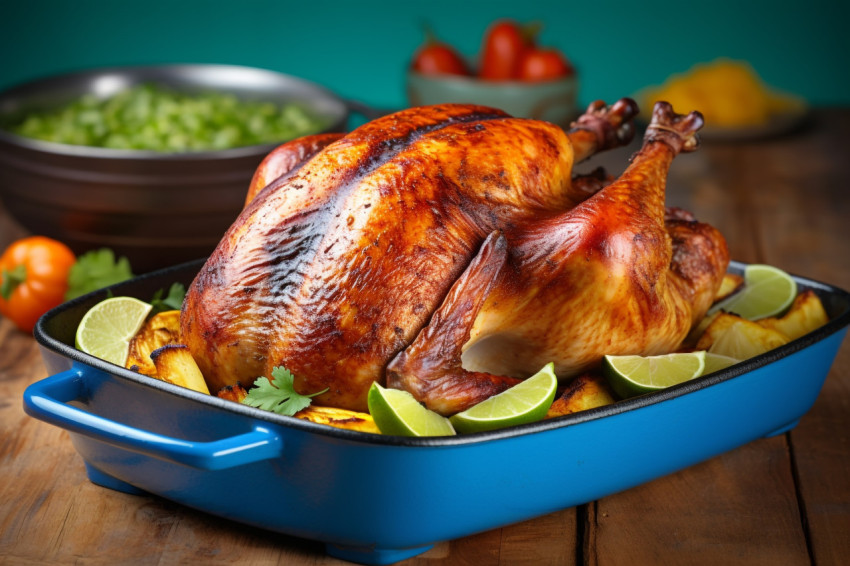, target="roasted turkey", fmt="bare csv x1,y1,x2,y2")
181,100,728,414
